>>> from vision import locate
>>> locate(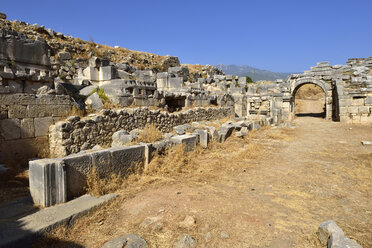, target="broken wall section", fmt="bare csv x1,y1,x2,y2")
49,107,231,157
